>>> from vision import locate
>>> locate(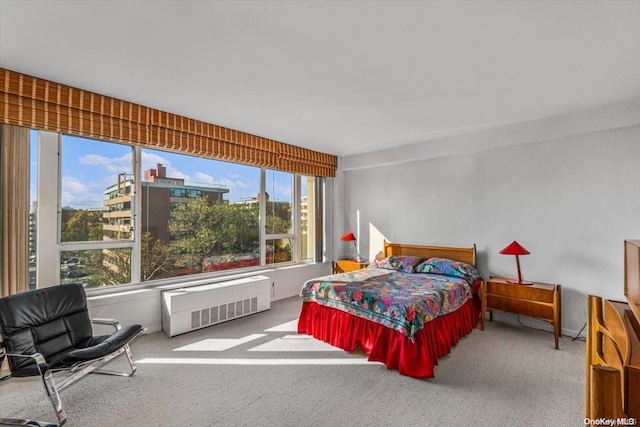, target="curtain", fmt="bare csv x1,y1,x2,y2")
1,124,30,297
